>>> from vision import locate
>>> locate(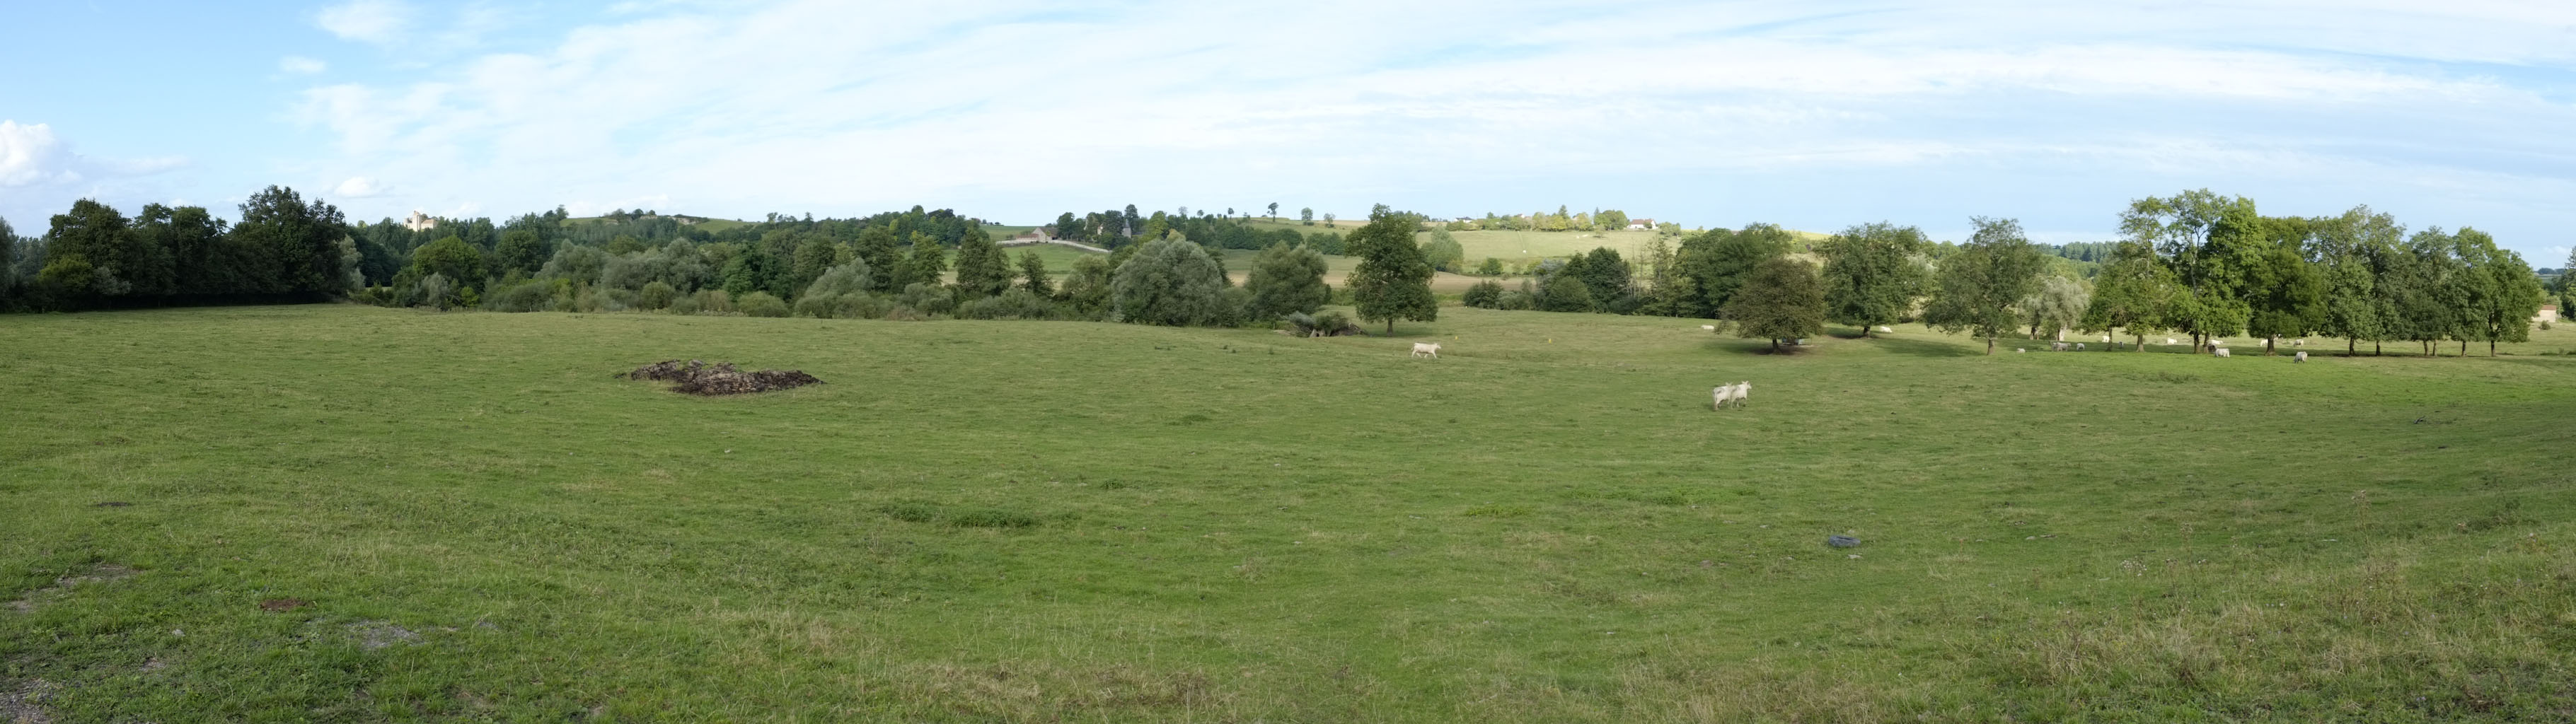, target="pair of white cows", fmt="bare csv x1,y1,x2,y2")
1711,381,1752,410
